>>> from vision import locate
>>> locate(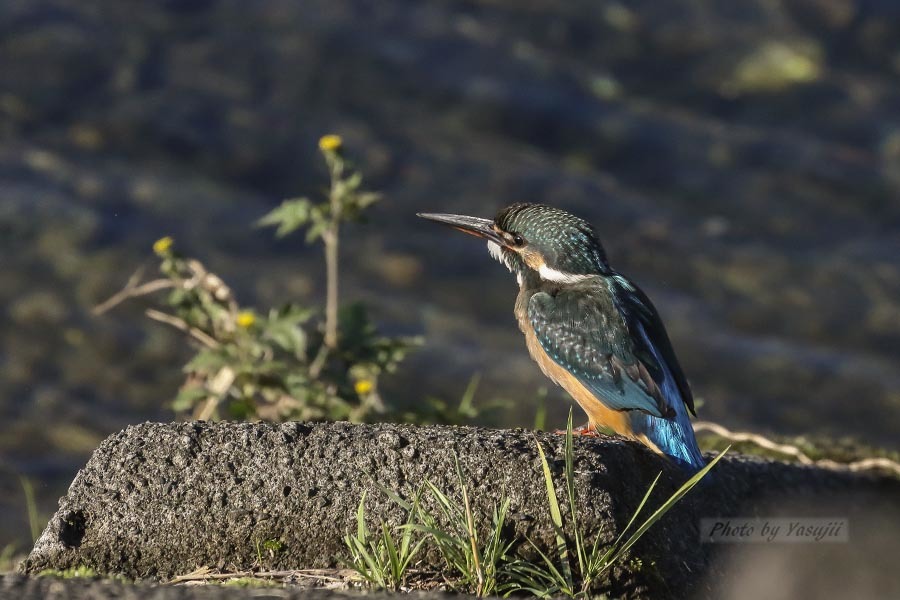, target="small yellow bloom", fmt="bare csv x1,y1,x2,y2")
236,311,256,328
153,236,173,256
318,134,343,152
354,379,374,395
